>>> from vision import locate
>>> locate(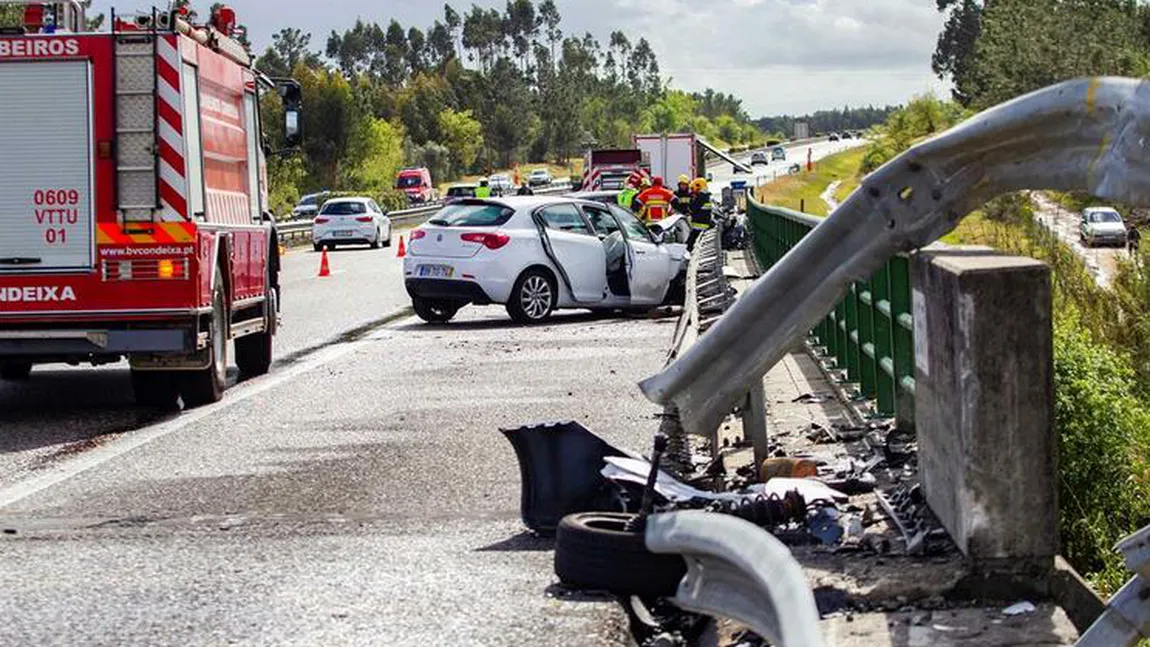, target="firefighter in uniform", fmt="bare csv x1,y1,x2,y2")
636,176,675,225
687,177,714,249
673,174,693,215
